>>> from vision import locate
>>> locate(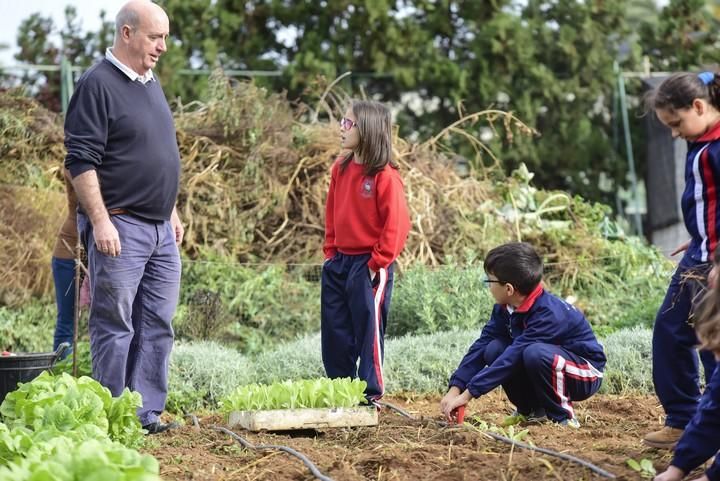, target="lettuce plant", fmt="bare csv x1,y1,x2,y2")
0,372,144,448
220,377,367,412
